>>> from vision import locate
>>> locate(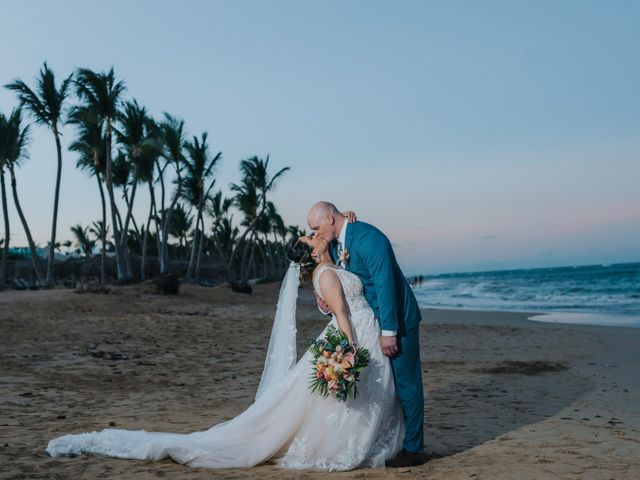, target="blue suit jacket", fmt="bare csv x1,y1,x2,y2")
332,221,422,334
